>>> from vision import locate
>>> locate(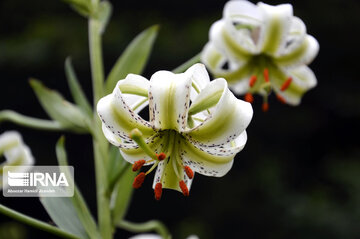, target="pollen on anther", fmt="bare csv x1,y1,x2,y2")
179,180,189,196
263,68,270,82
249,75,257,87
281,77,292,91
244,93,254,103
133,172,146,189
156,153,166,161
154,183,162,200
184,166,194,179
132,159,146,171
276,94,286,104
262,102,269,112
